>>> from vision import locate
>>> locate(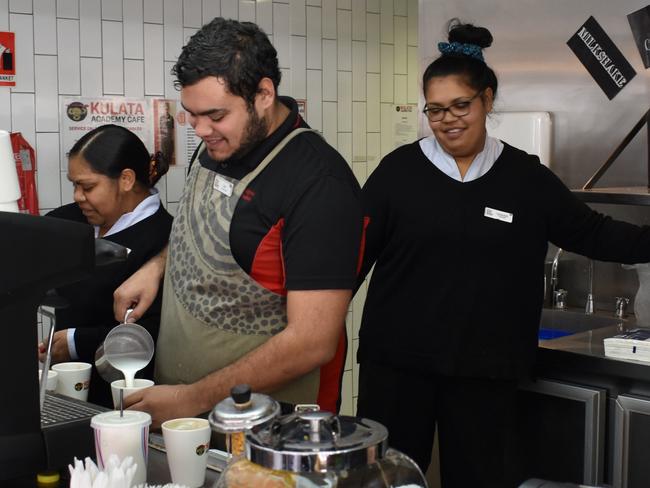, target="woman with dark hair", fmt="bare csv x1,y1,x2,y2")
39,124,173,407
357,20,650,487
